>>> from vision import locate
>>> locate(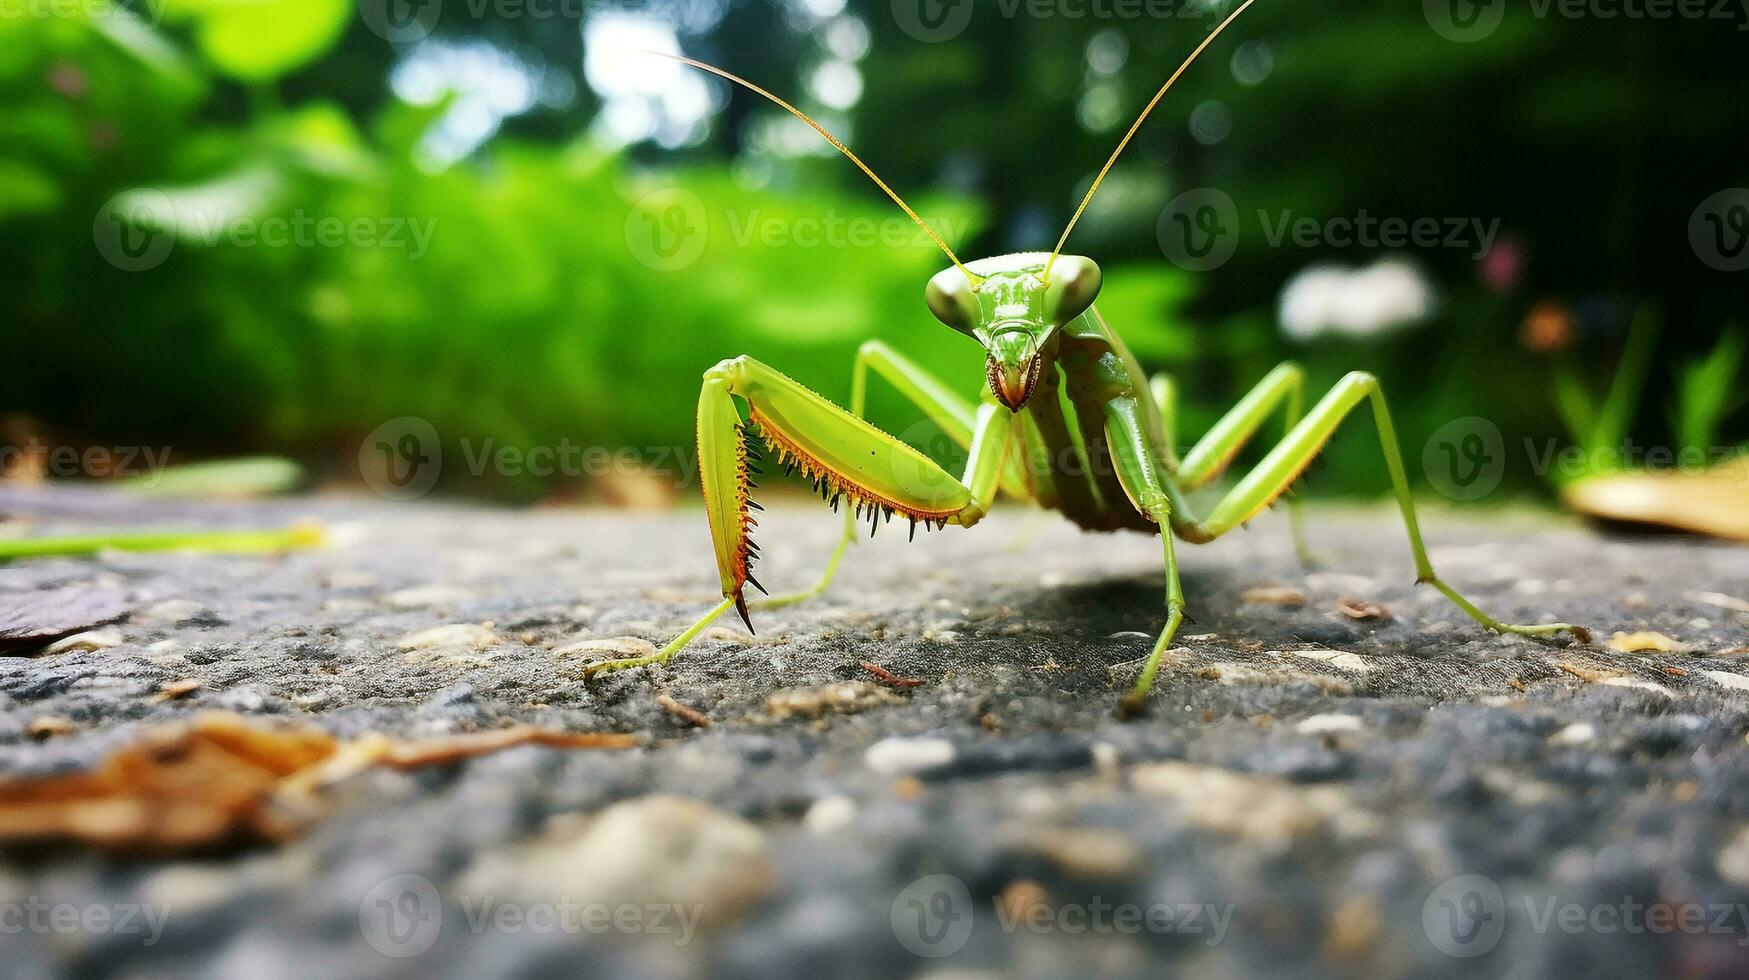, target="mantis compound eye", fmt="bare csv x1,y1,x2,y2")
1045,255,1103,325
925,266,981,336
